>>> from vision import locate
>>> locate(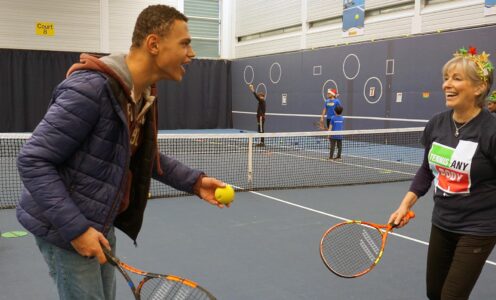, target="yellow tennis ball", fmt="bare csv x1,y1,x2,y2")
215,185,235,205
